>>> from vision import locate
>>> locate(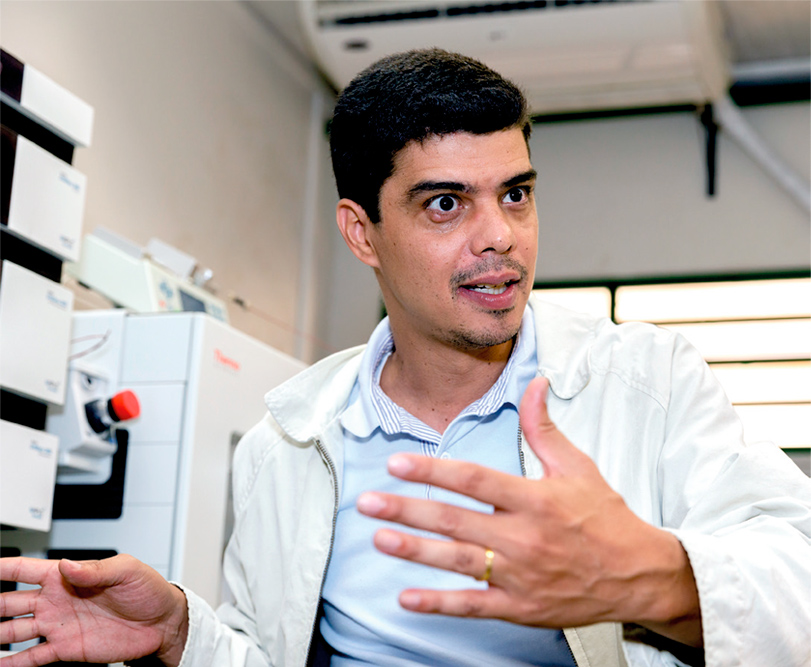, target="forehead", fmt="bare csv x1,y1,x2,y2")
387,129,532,191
